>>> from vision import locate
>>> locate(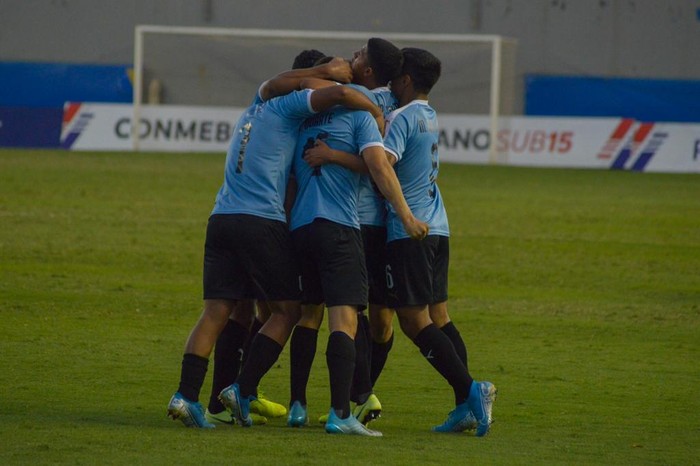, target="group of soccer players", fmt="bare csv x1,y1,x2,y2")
167,37,496,437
